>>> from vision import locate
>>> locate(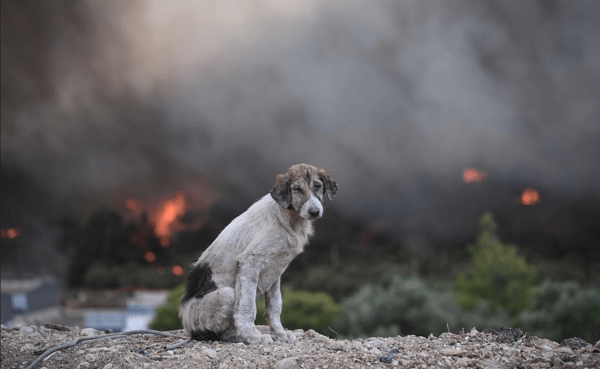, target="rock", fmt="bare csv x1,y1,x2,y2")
330,341,345,351
20,343,35,352
427,333,435,340
469,328,479,337
496,327,522,343
456,357,470,366
554,346,574,355
482,360,505,369
20,326,34,334
45,322,71,331
560,337,590,349
273,357,297,369
85,353,96,362
203,348,218,359
440,348,463,356
102,364,114,369
80,328,101,337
